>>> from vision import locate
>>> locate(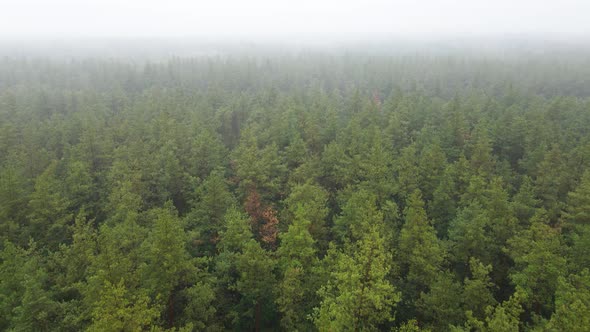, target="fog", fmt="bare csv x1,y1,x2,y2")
2,0,590,42
1,0,589,60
